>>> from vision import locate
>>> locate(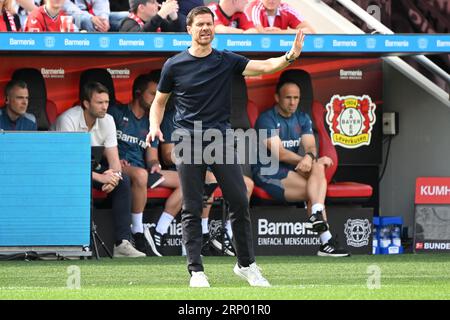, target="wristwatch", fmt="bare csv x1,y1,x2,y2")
285,51,296,64
305,152,316,161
